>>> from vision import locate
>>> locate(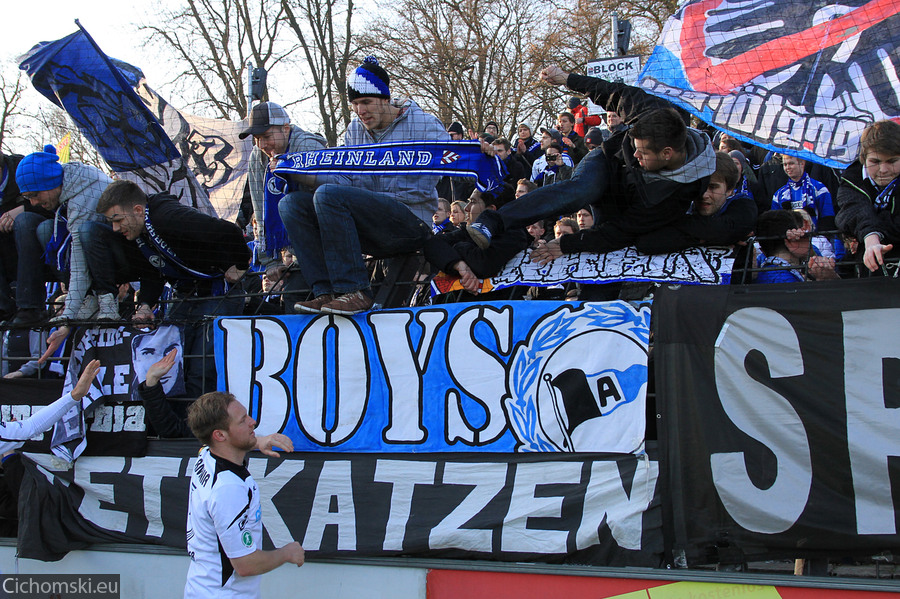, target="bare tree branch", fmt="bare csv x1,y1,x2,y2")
281,0,356,145
140,0,297,120
0,68,27,154
360,0,566,138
